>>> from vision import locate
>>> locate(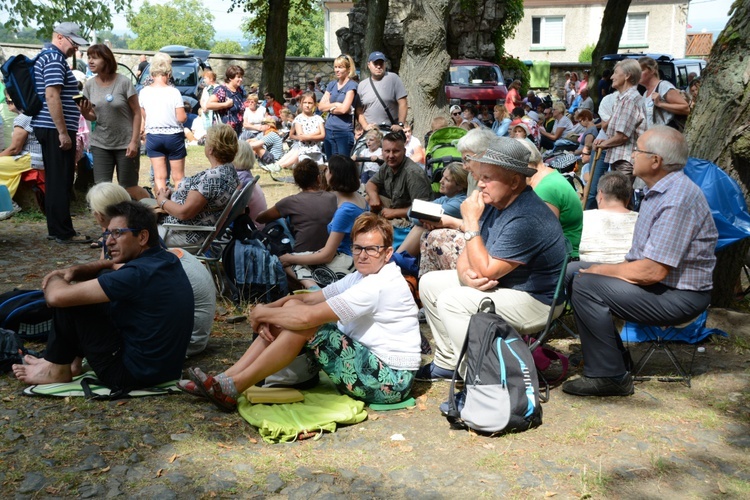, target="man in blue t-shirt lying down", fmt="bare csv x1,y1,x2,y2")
12,201,194,391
